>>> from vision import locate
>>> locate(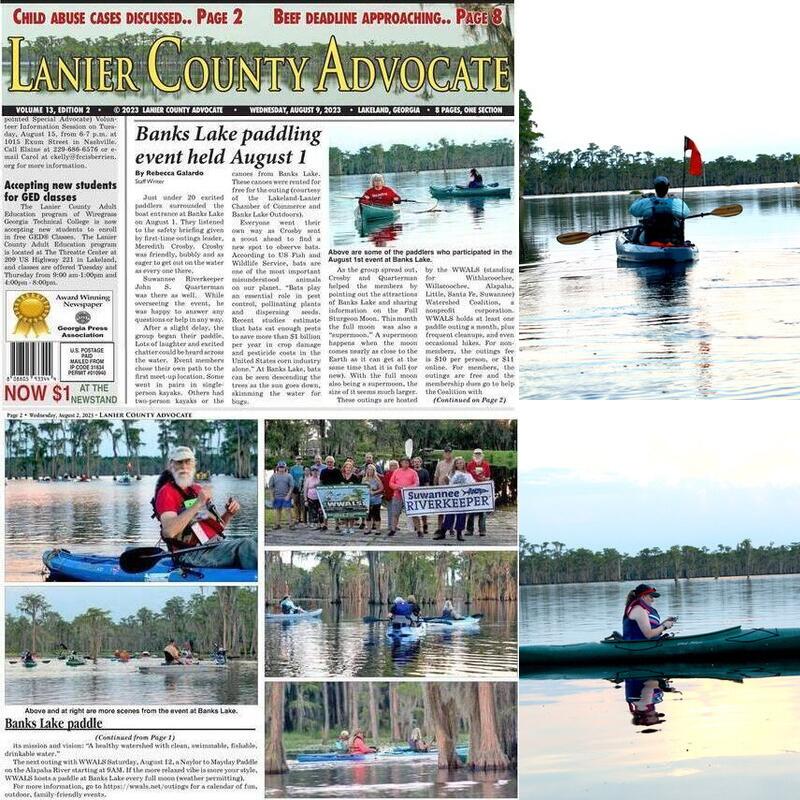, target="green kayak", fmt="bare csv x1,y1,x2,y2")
356,203,399,225
429,185,511,199
520,626,800,667
66,657,86,667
